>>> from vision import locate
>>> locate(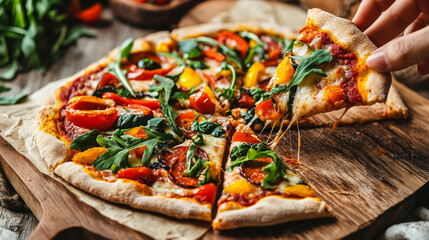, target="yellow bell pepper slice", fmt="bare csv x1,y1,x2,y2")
284,184,317,198
72,147,108,165
275,57,295,85
243,62,266,88
224,179,257,195
177,67,203,89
